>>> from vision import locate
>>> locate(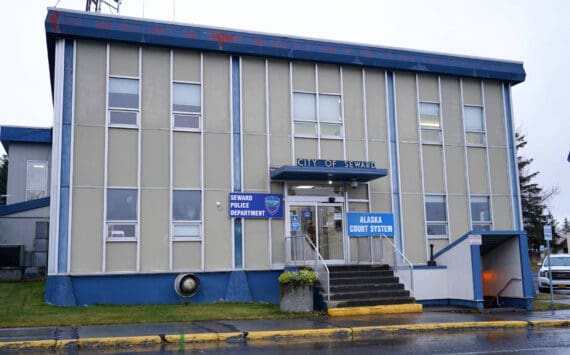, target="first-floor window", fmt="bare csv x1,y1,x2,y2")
26,161,48,200
425,195,447,238
172,189,201,240
106,188,138,240
471,196,491,231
